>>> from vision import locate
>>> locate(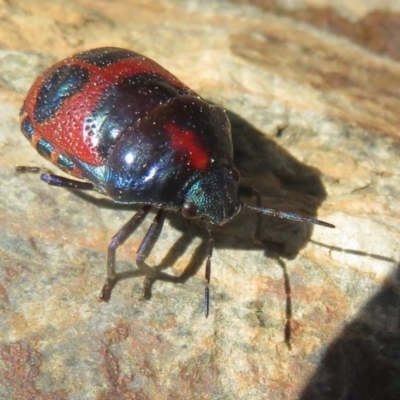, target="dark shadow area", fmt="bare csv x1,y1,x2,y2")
300,264,400,400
